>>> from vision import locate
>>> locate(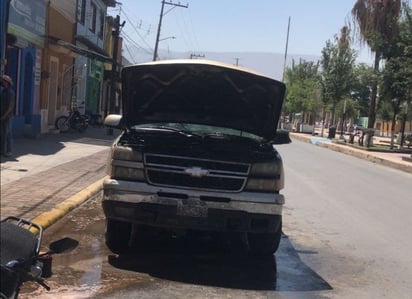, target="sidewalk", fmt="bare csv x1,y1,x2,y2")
290,132,412,174
0,128,411,231
0,127,118,226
